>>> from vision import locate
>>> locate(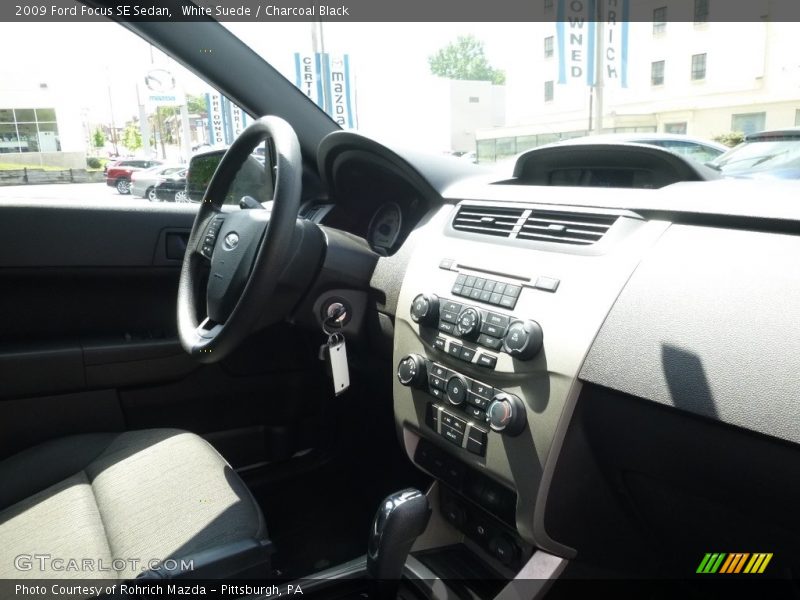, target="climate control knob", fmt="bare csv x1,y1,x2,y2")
445,374,469,406
455,307,481,340
502,320,543,360
487,392,526,435
397,354,427,388
410,294,439,326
